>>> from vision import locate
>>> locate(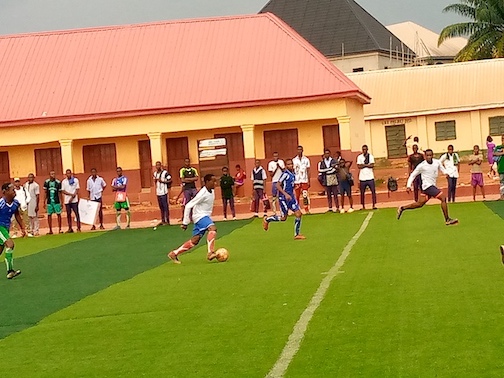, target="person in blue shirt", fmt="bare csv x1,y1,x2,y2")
262,159,306,240
0,182,26,279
